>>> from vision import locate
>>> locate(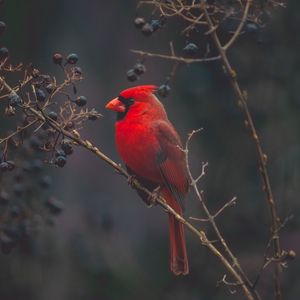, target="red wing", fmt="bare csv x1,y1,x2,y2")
154,121,189,210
